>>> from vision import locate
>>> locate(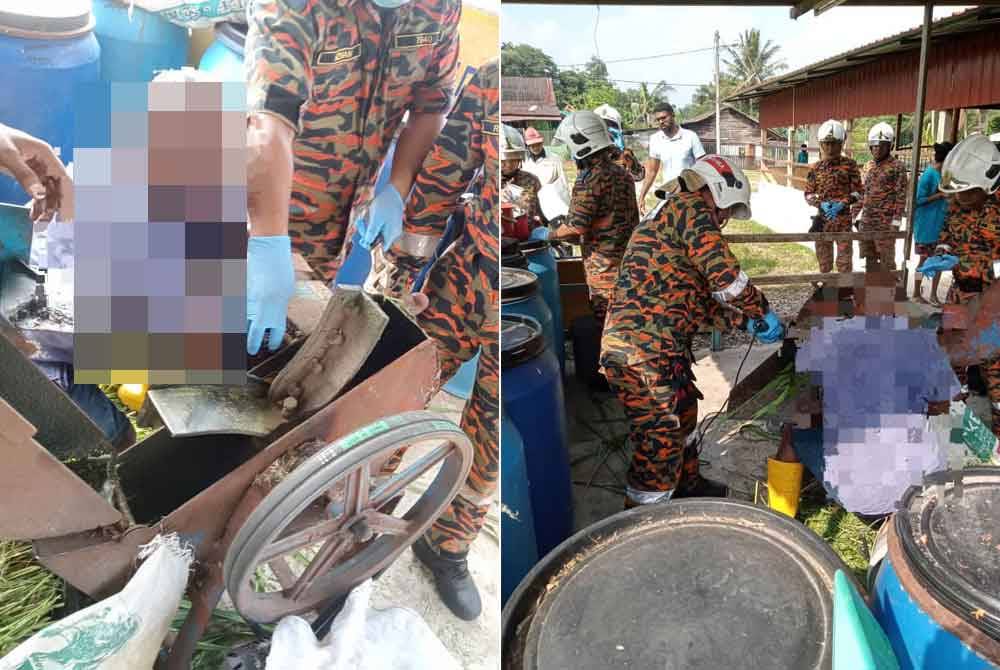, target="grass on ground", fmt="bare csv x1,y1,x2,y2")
797,499,880,585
